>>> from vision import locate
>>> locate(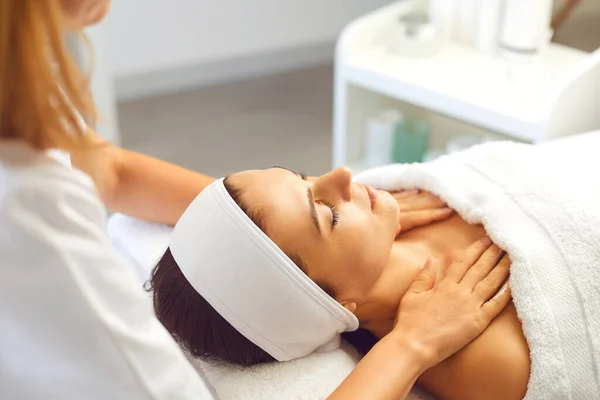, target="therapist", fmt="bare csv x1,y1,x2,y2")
0,1,512,399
